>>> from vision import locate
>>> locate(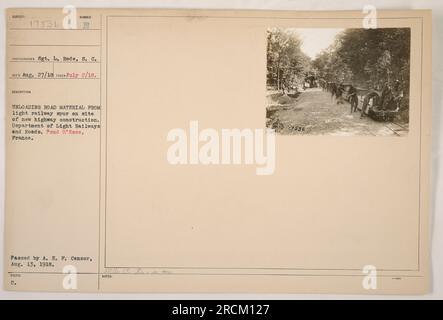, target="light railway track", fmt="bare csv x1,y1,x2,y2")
384,122,409,136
